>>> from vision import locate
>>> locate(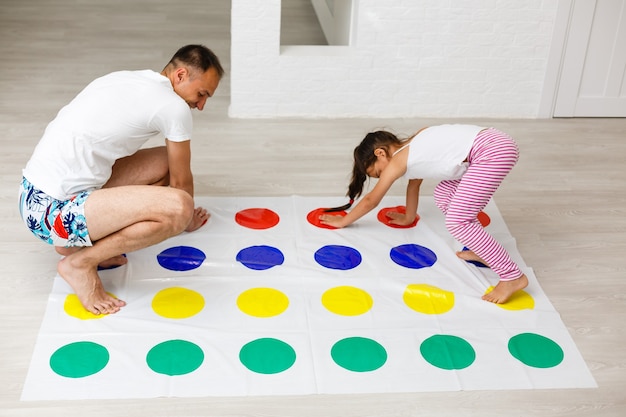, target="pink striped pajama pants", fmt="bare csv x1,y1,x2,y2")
433,128,522,281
